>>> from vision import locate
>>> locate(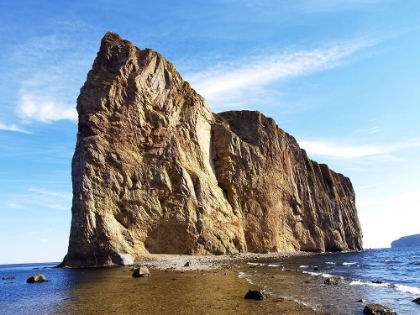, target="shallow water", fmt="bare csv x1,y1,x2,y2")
2,248,418,314
239,248,420,314
0,263,315,315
